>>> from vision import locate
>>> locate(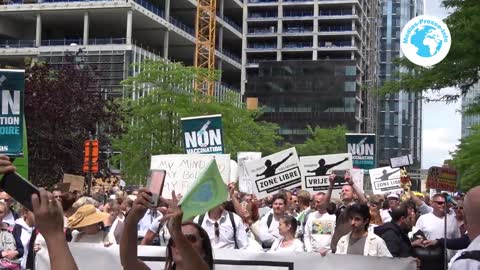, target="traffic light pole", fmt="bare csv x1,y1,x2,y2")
87,135,93,196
